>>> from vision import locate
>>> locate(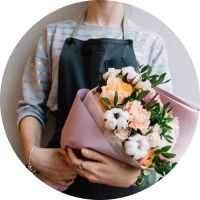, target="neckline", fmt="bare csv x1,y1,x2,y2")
72,16,123,30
